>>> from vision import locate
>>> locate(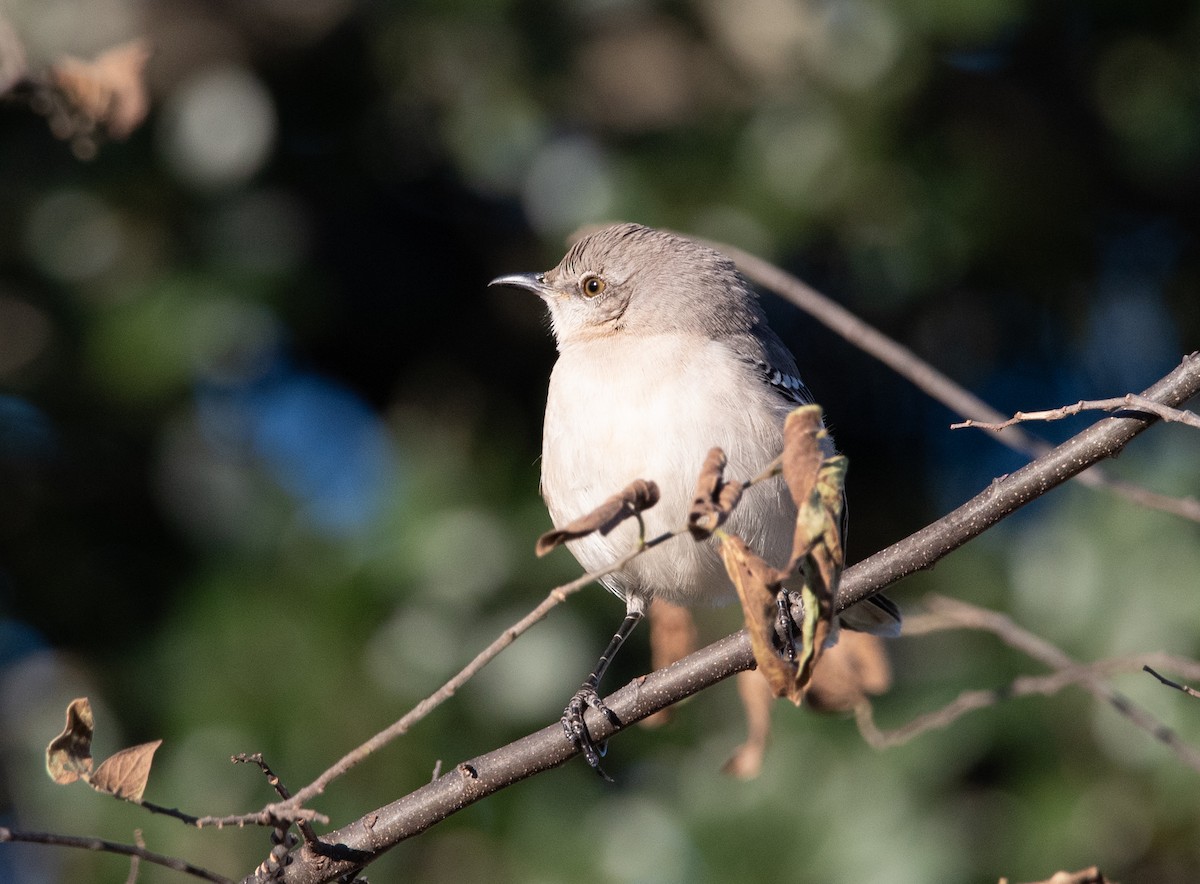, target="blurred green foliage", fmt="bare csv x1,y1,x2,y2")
1,0,1199,881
